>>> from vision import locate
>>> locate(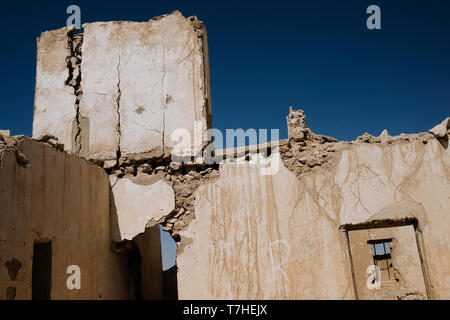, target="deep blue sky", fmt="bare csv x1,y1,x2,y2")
1,0,449,141
1,0,449,270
